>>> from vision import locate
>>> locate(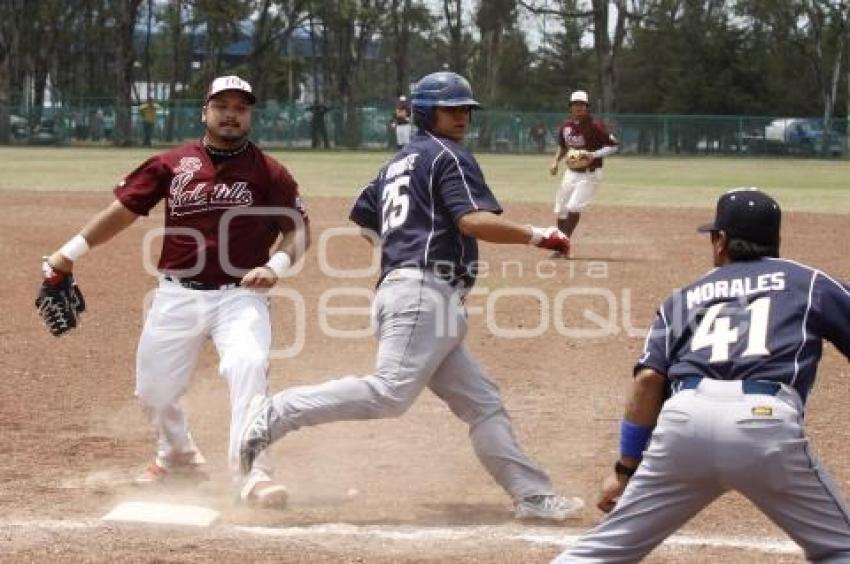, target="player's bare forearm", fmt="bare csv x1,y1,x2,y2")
549,147,566,175
596,368,667,513
553,146,567,164
277,221,311,265
272,211,311,260
620,368,667,467
81,200,140,246
48,199,139,271
457,212,534,244
625,368,667,426
243,222,311,288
